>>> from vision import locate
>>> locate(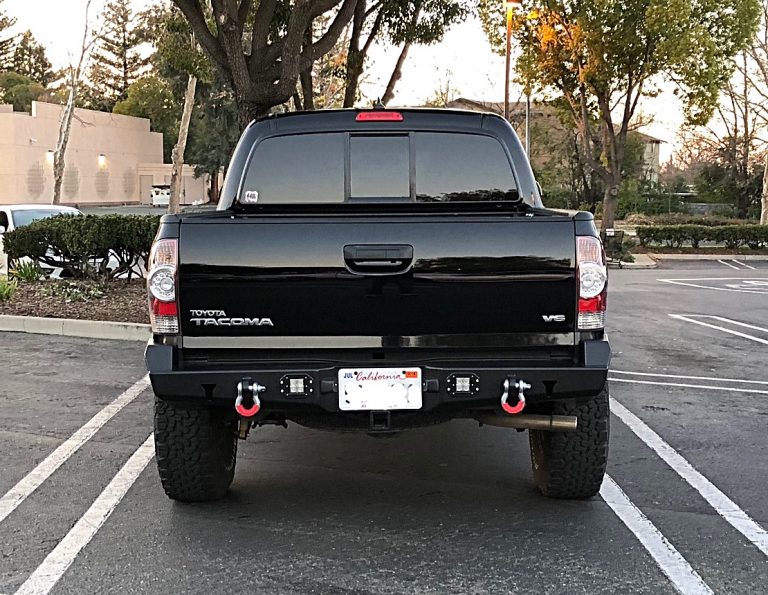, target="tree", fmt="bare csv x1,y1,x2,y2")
0,0,16,71
11,31,56,86
87,0,148,111
172,0,361,129
746,1,768,223
186,73,239,203
422,70,459,107
342,0,470,108
53,0,95,205
479,0,761,230
114,75,181,161
0,72,45,111
169,71,196,214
